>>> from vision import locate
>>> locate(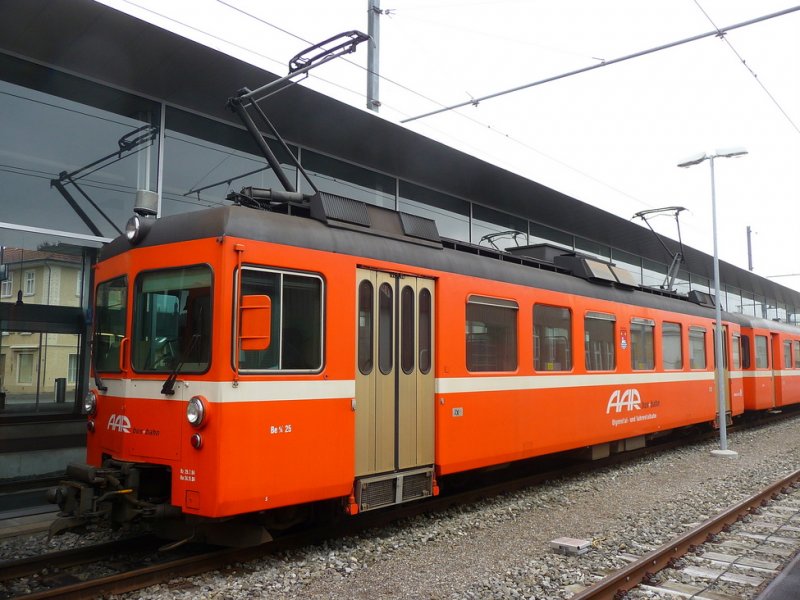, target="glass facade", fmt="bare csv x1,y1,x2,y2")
1,54,159,240
398,181,470,242
162,107,296,217
575,237,610,261
530,222,572,250
304,150,395,209
472,205,527,250
642,259,668,289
